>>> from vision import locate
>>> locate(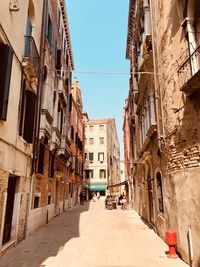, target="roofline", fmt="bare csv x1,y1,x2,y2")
126,0,135,60
60,0,75,70
85,118,115,125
